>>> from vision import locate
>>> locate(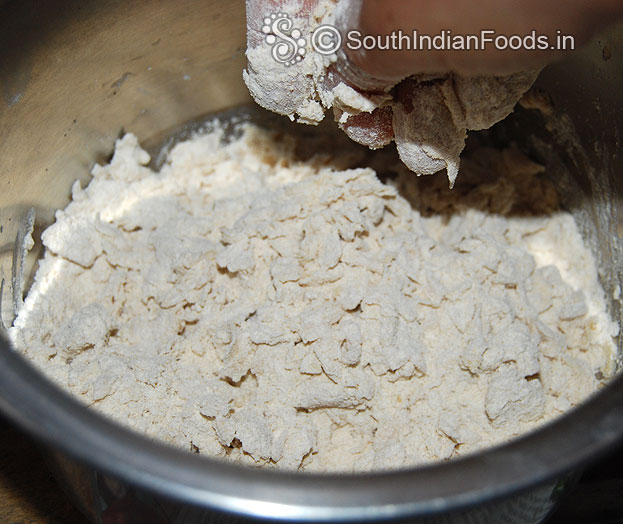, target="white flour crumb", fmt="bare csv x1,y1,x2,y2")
10,123,618,472
244,0,538,186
